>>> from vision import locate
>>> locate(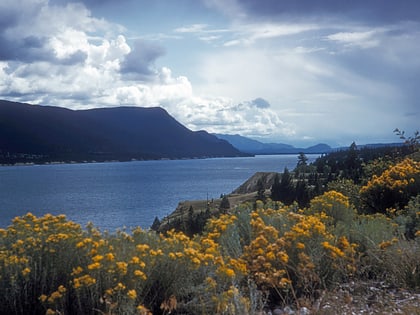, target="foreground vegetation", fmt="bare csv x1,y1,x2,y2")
1,133,420,314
